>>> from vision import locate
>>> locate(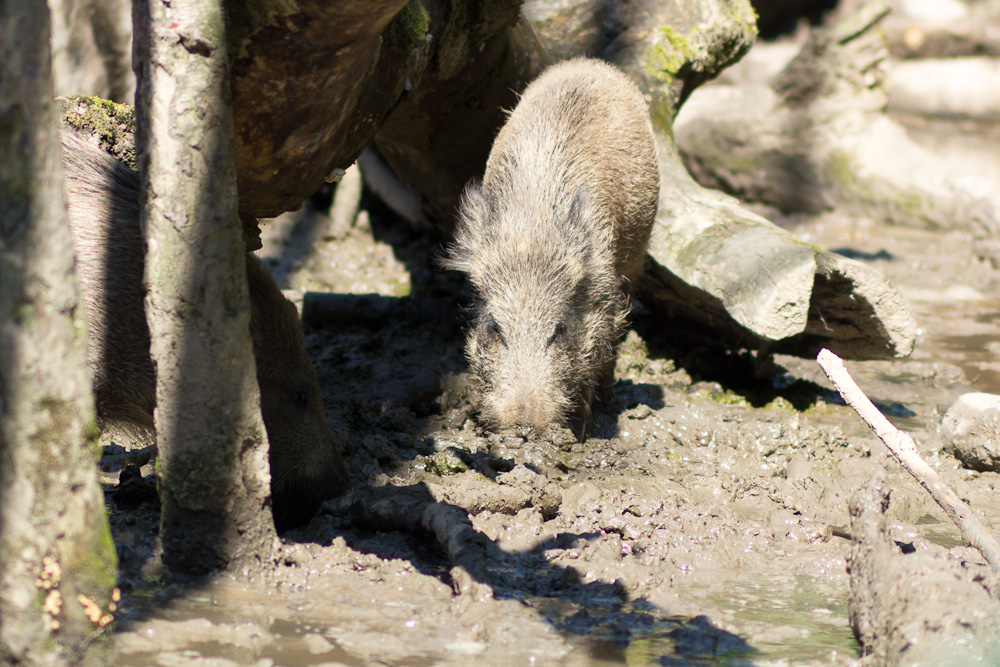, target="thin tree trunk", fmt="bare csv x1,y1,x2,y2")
0,1,117,663
133,0,276,574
